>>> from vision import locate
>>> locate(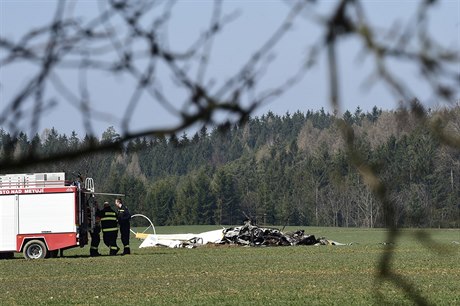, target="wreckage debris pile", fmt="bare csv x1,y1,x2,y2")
220,222,341,247
137,221,349,248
